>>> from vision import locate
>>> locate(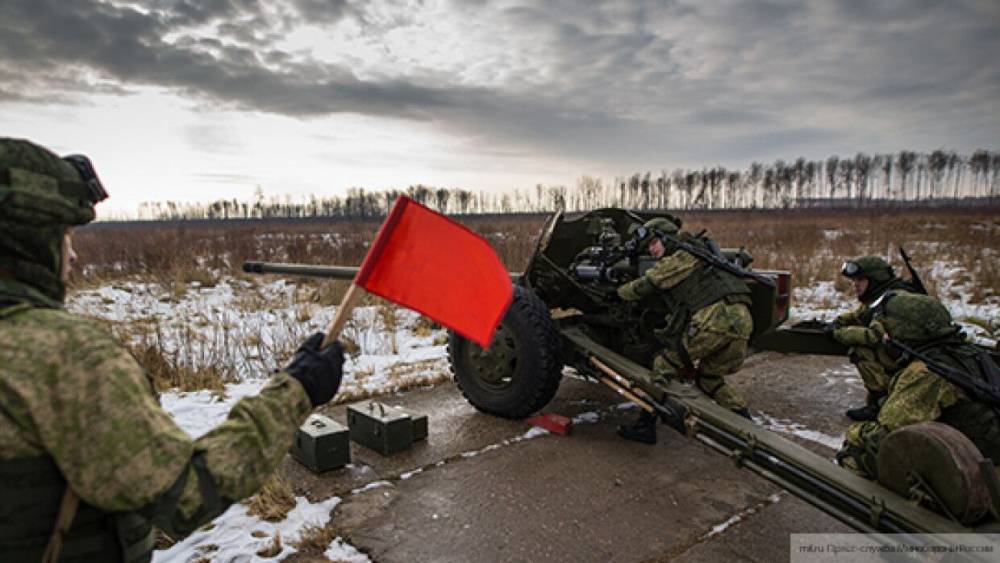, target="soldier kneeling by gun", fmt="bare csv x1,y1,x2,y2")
615,217,754,444
829,255,925,422
836,292,1000,483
